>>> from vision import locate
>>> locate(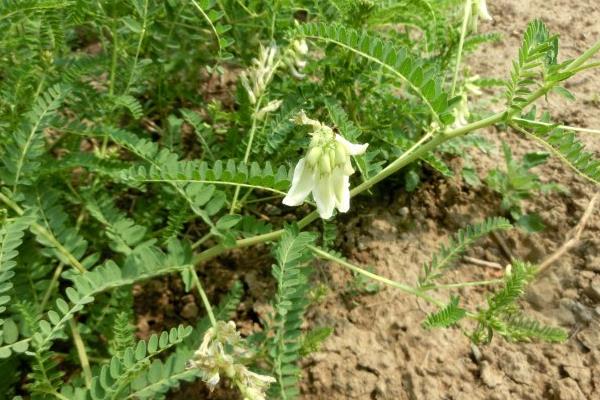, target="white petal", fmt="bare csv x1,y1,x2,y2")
282,158,314,206
335,134,368,155
479,0,492,20
332,169,350,213
313,175,335,219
